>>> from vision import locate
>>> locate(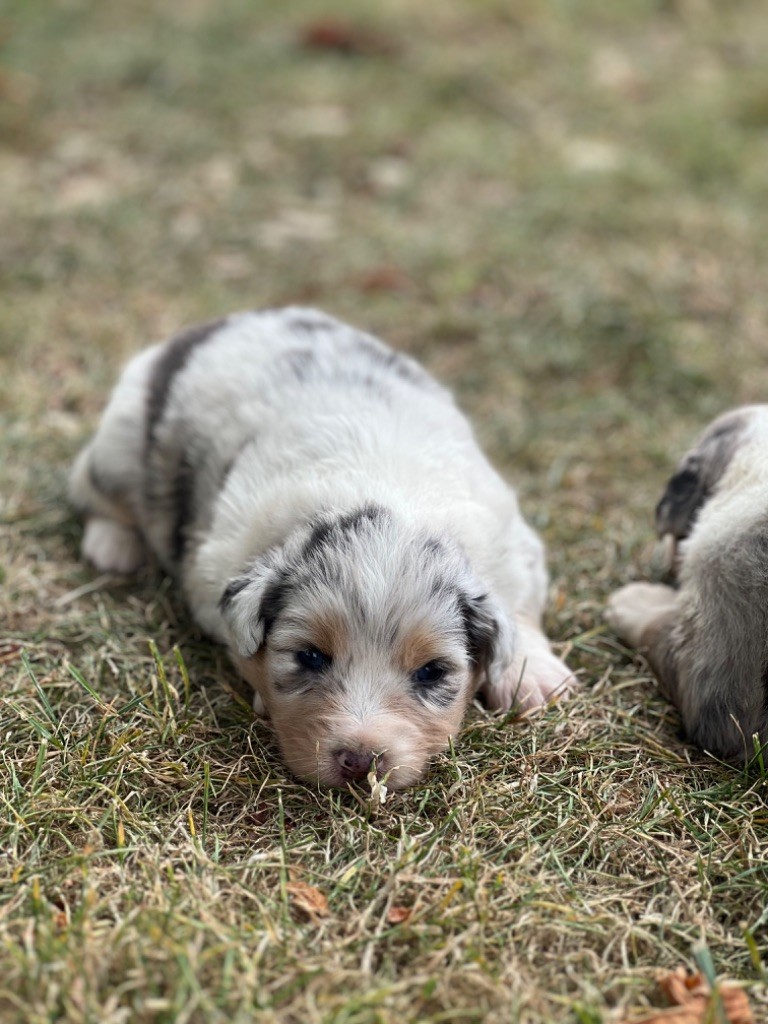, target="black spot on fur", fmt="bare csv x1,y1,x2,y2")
170,454,197,563
338,504,387,532
219,565,292,645
302,518,335,561
259,573,292,638
655,464,704,541
302,505,388,562
459,592,499,671
282,347,316,382
145,317,227,449
288,313,333,333
219,573,252,612
655,412,748,542
352,335,429,388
